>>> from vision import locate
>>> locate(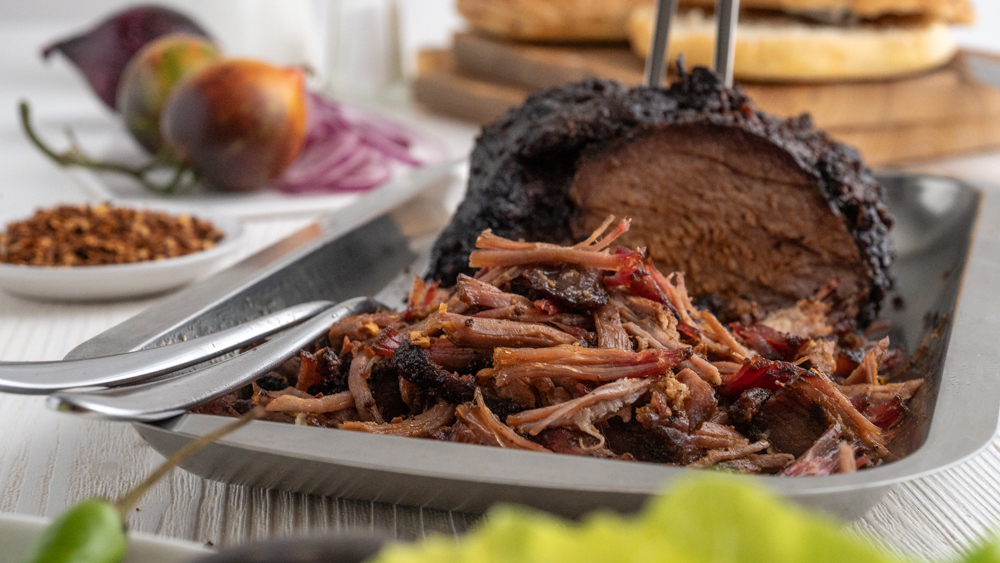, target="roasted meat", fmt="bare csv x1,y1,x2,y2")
427,67,893,327
200,218,918,476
